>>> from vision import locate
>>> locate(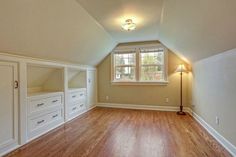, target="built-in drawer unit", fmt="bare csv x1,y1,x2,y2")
67,88,87,121
27,92,64,141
